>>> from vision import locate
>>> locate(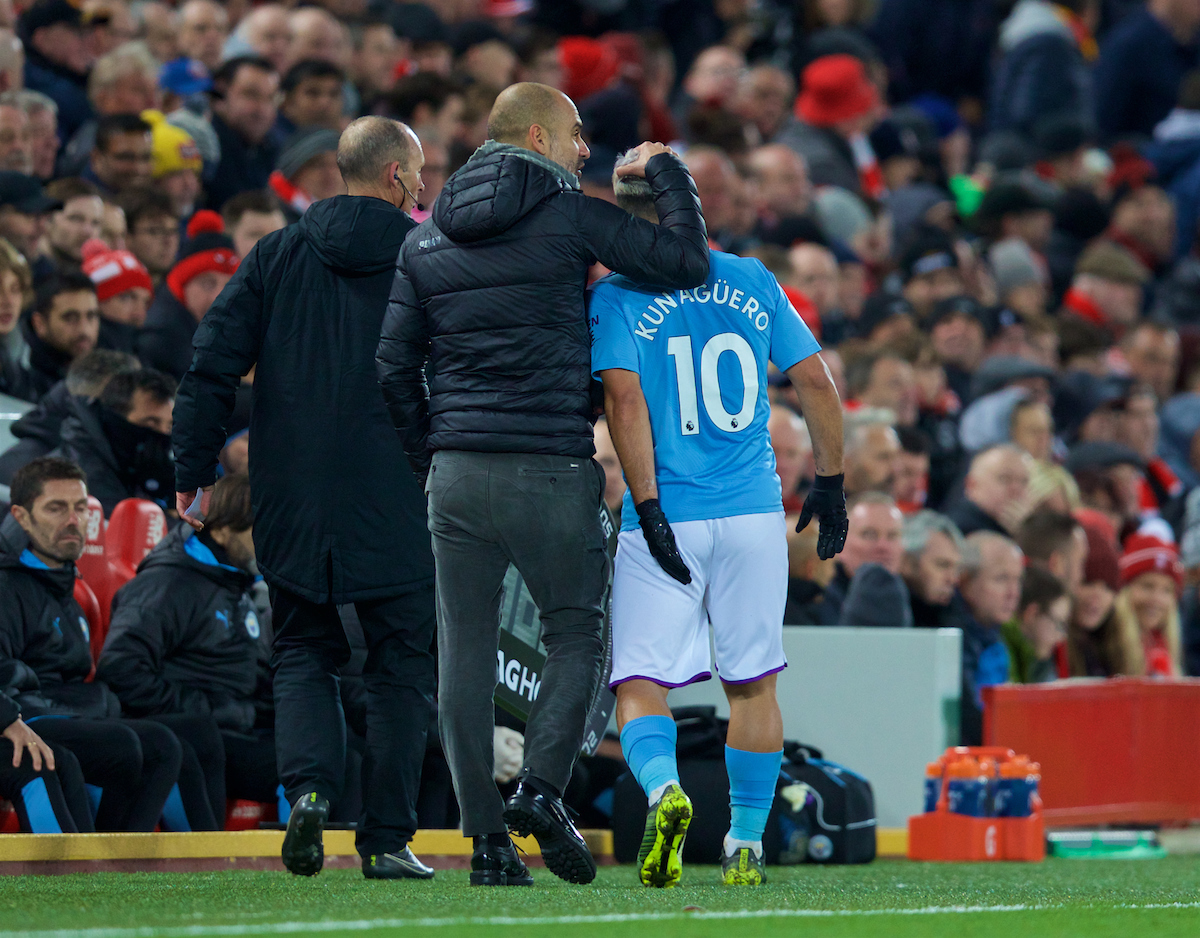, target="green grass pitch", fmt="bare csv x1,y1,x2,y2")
3,859,1200,938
